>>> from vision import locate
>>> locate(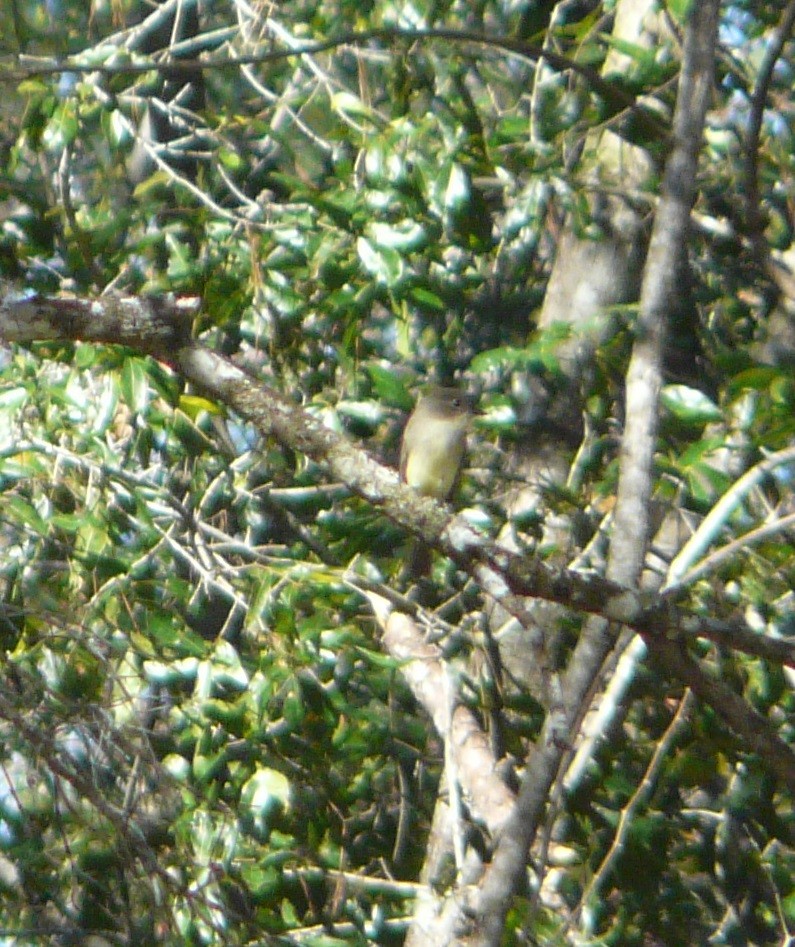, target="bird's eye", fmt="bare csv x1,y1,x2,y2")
453,397,461,407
